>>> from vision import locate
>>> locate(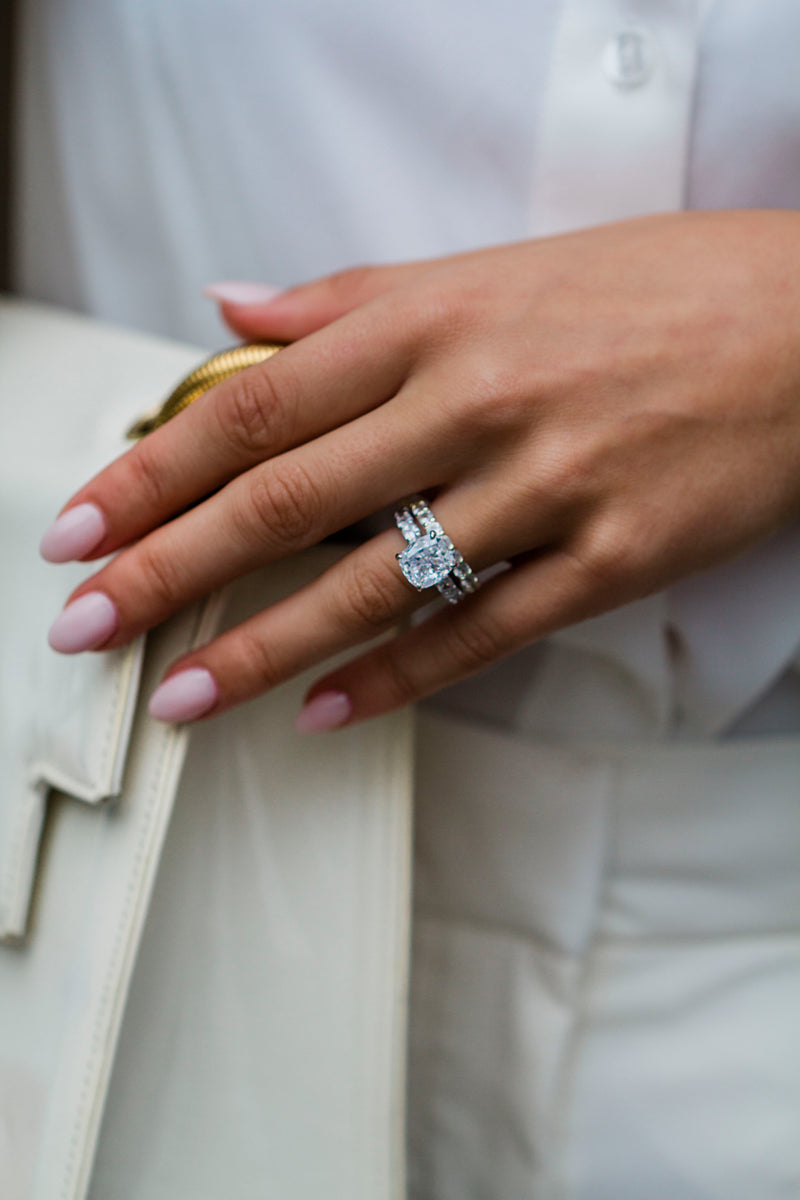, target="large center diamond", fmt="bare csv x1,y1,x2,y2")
397,532,457,589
